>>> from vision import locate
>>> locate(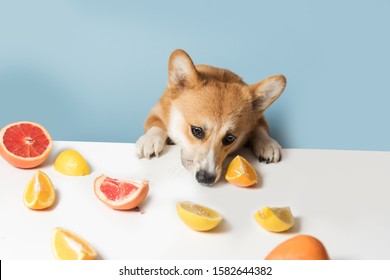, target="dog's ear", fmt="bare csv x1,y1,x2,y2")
249,75,286,113
168,49,200,90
